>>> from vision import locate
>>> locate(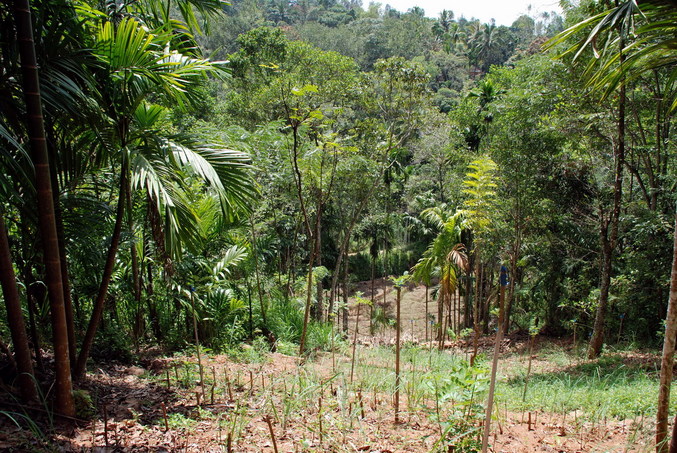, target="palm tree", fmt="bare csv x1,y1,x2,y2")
74,17,256,378
467,21,499,71
0,212,37,401
412,206,468,344
11,0,76,416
